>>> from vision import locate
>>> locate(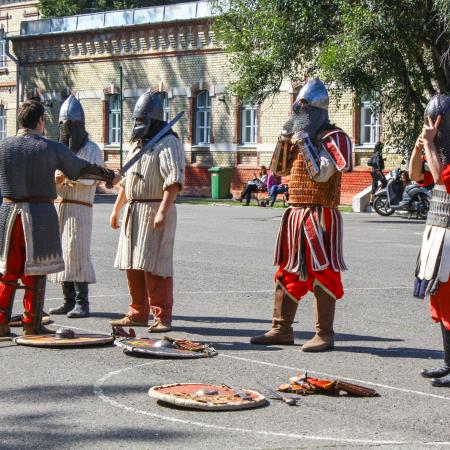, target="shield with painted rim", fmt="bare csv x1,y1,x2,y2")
115,337,218,358
148,383,267,411
15,332,114,347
